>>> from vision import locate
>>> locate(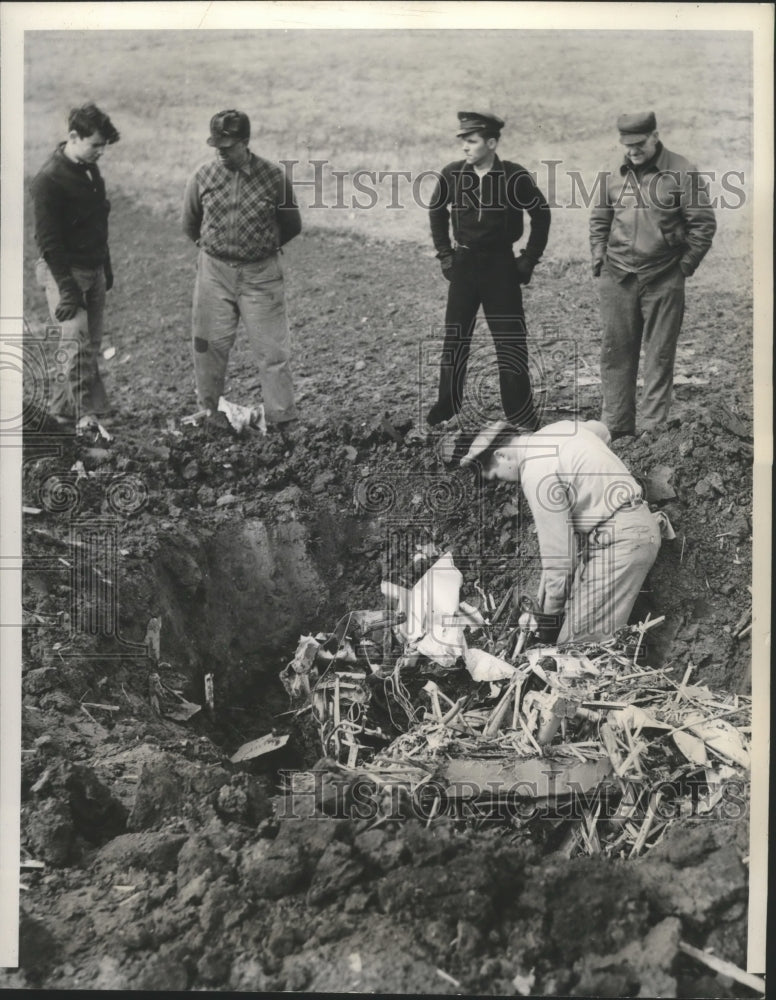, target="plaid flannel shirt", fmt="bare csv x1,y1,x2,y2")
182,152,301,261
